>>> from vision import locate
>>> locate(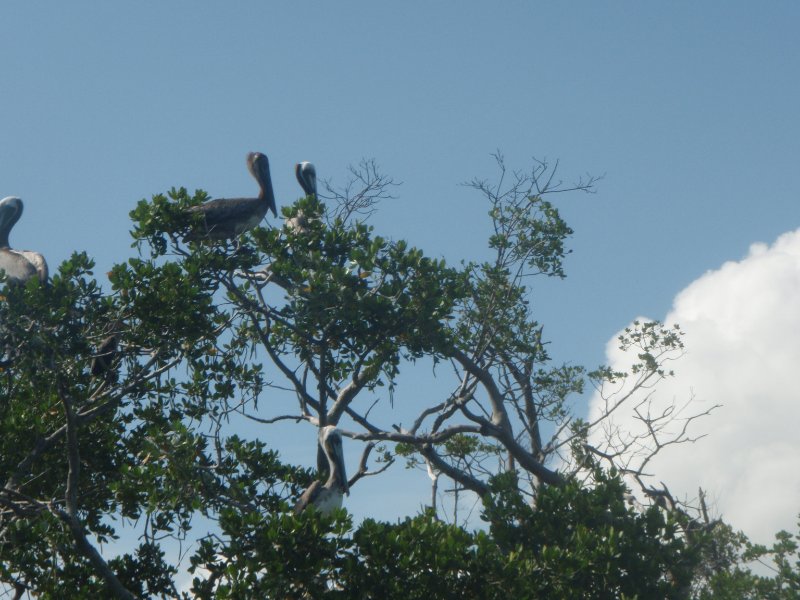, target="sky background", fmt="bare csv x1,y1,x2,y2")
2,0,799,561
